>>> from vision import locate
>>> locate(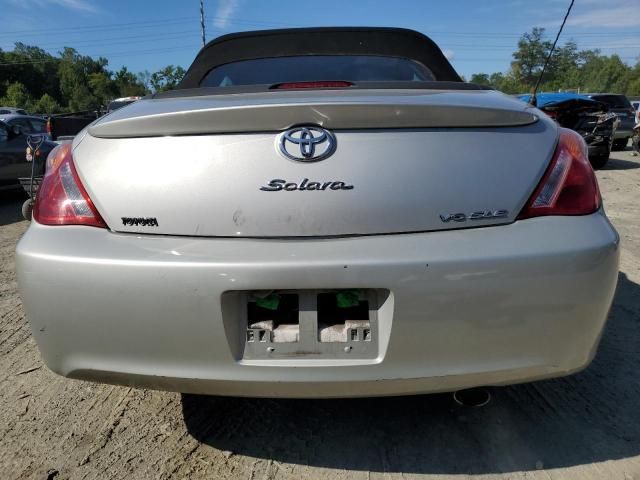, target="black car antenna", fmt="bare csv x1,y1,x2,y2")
529,0,575,107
